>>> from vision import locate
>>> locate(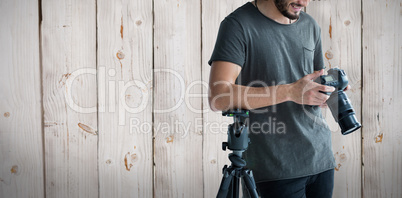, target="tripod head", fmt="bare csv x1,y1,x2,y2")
222,109,250,152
